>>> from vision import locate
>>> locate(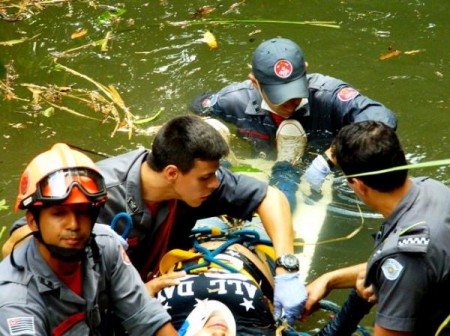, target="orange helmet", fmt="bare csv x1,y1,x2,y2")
15,143,107,211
